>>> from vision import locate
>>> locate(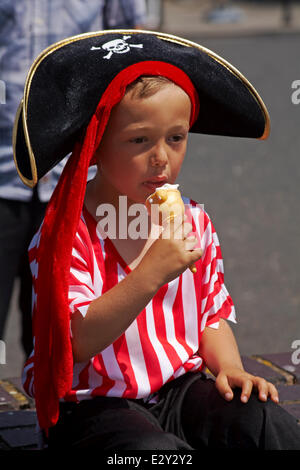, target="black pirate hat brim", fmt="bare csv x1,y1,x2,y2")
13,29,270,188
